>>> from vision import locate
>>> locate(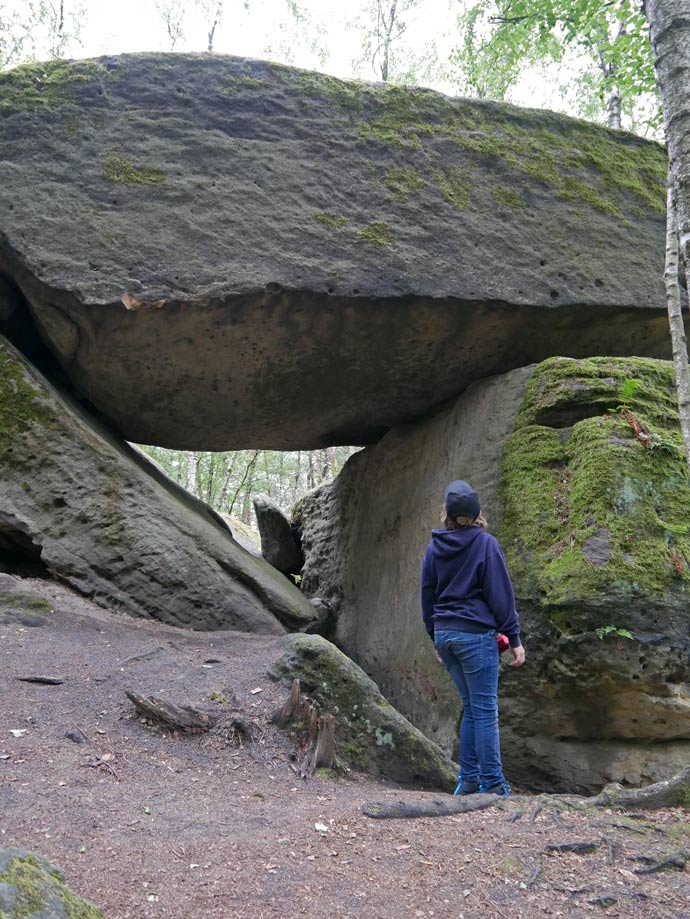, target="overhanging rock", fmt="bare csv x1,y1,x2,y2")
0,53,672,450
